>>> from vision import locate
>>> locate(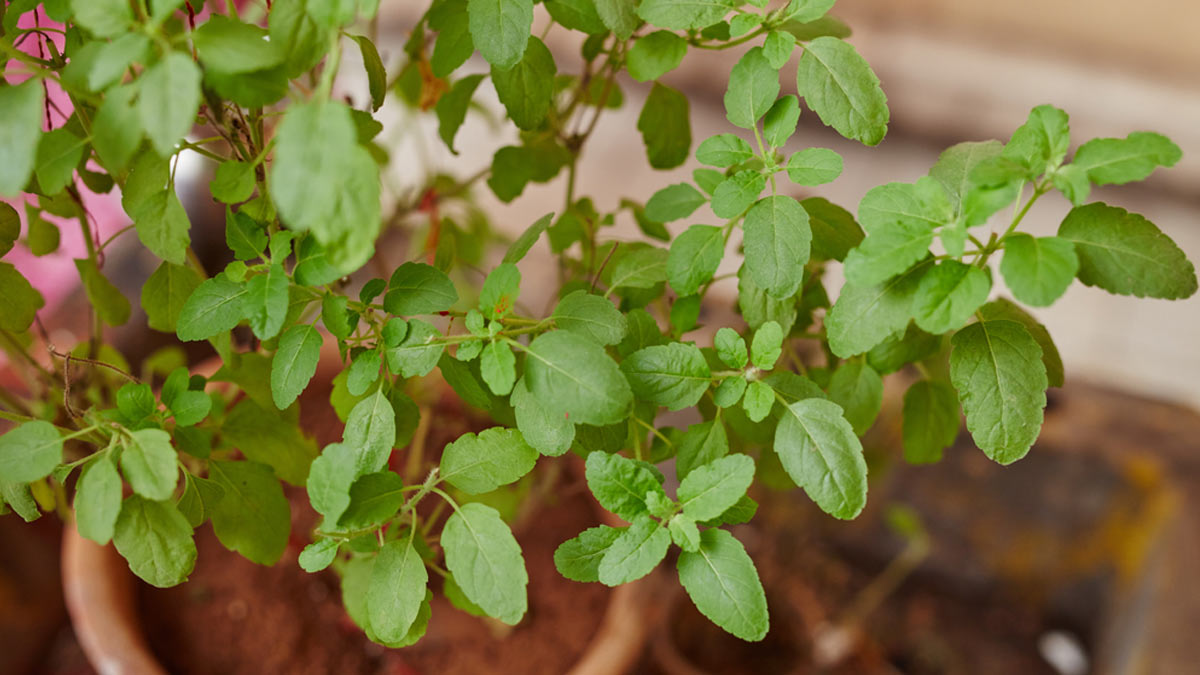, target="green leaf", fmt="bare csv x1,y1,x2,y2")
667,225,725,296
678,454,754,521
912,260,992,334
193,15,284,74
222,397,317,486
737,264,796,331
161,368,211,427
1056,203,1196,300
368,537,428,643
384,262,459,315
133,188,192,265
511,378,575,457
225,209,267,261
0,80,43,196
628,30,687,82
554,524,622,582
742,380,774,422
711,170,765,219
795,37,888,146
120,429,178,501
763,95,801,149
269,102,381,273
696,134,755,168
74,453,122,545
208,460,290,566
244,263,289,340
0,479,40,522
492,36,556,130
749,321,783,370
763,30,796,69
523,331,632,426
211,161,256,204
950,319,1047,464
676,419,730,479
442,502,528,624
668,514,701,551
594,0,638,38
714,327,749,370
73,259,129,327
467,0,533,69
677,528,769,641
724,47,779,129
339,470,405,529
113,496,196,588
978,298,1064,388
638,0,734,30
826,262,929,358
346,349,381,397
553,291,627,346
645,183,706,223
743,195,811,299
597,515,670,586
503,212,555,264
1051,164,1090,207
928,140,1016,235
429,0,474,77
270,324,322,409
436,74,486,154
343,389,397,473
1072,131,1181,186
901,380,959,464
0,263,44,332
827,360,883,435
70,0,133,37
0,421,62,484
267,0,331,76
802,197,863,262
176,276,247,342
775,398,866,519
441,427,538,495
844,178,950,286
384,319,444,378
999,234,1078,307
298,538,339,572
1002,104,1070,172
585,450,666,521
786,147,843,186
638,83,691,170
350,35,387,111
138,53,201,156
0,203,18,257
545,0,607,34
34,128,85,195
621,343,711,411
